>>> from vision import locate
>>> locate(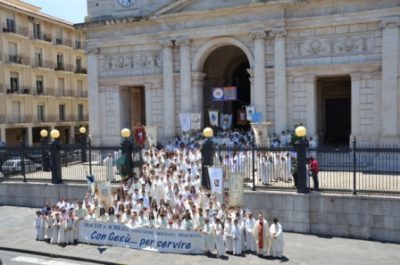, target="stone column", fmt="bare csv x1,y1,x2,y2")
0,127,5,143
27,126,33,146
87,48,101,145
246,69,255,105
144,82,153,125
191,72,206,114
177,39,192,113
381,19,400,141
250,31,267,120
70,125,75,144
161,40,176,138
305,75,317,141
350,73,361,138
271,29,288,134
